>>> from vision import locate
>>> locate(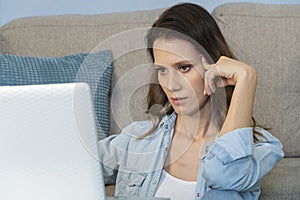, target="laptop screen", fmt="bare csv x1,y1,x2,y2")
0,83,106,200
